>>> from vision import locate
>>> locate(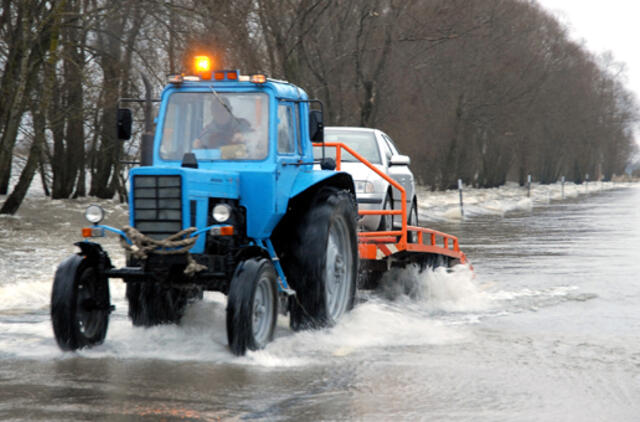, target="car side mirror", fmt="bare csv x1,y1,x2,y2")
309,110,324,142
117,108,132,140
389,154,410,166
